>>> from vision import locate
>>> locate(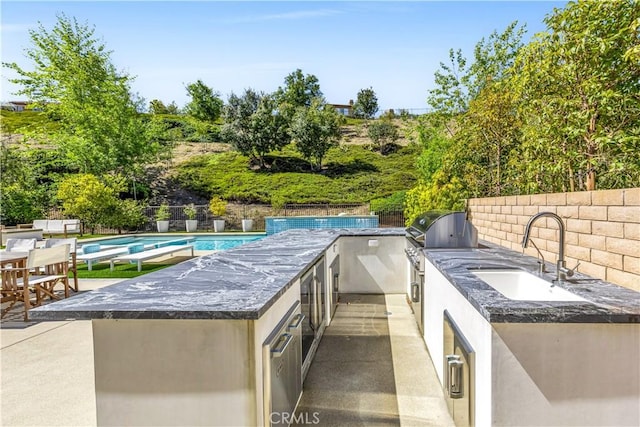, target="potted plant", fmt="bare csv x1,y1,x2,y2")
242,218,254,232
241,207,254,232
209,197,227,232
184,203,198,232
155,204,170,233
